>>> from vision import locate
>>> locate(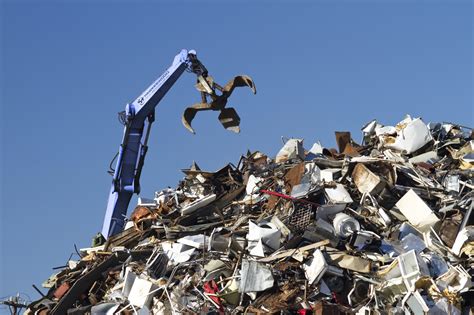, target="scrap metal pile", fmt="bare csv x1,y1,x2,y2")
26,115,473,314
